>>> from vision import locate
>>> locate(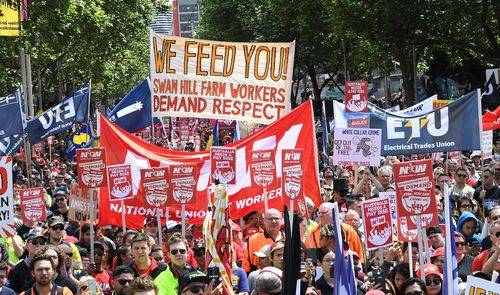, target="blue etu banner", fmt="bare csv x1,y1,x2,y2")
369,90,482,155
0,91,24,137
26,84,90,144
0,134,23,156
